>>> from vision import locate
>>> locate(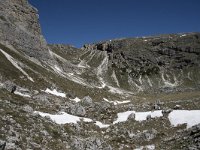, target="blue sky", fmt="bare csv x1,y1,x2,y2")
29,0,200,47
